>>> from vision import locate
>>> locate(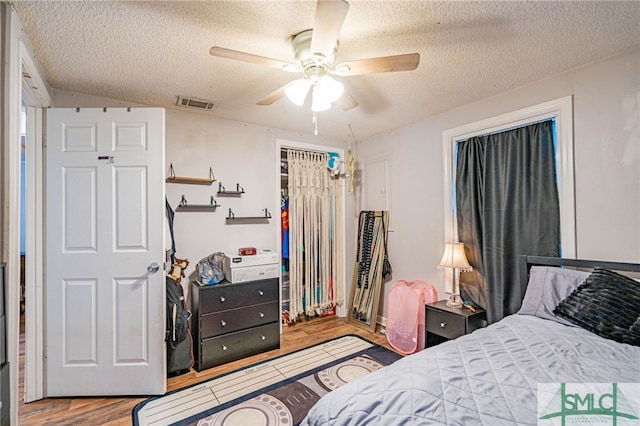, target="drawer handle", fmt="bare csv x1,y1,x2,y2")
258,291,264,296
222,345,227,351
259,312,264,318
220,296,226,303
440,322,447,328
221,320,226,327
260,335,266,340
